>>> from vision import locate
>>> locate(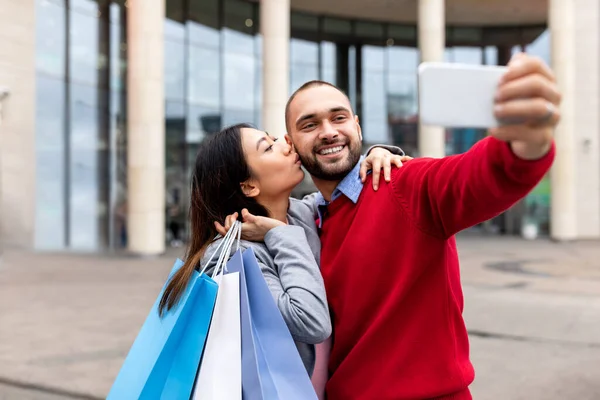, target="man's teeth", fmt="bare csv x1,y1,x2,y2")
319,146,344,155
